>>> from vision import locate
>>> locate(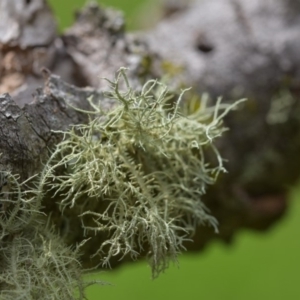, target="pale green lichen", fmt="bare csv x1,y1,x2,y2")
0,69,245,299
41,68,245,278
0,172,40,238
0,171,96,299
267,89,295,124
0,226,84,300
